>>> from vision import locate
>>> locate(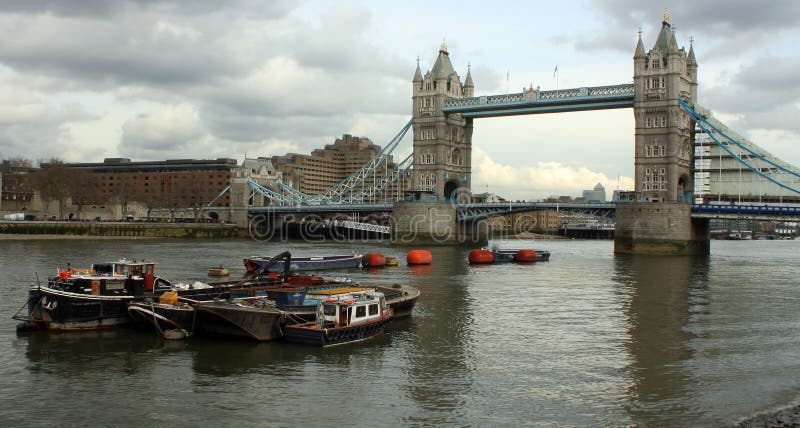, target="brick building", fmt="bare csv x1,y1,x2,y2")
54,157,238,209
271,134,409,201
